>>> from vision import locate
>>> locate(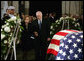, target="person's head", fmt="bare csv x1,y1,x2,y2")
24,15,30,23
49,12,56,17
36,11,42,20
62,13,68,17
52,12,56,17
49,13,52,17
30,16,33,22
7,6,15,15
21,13,25,19
44,13,49,19
10,9,15,15
75,14,79,19
80,14,83,21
